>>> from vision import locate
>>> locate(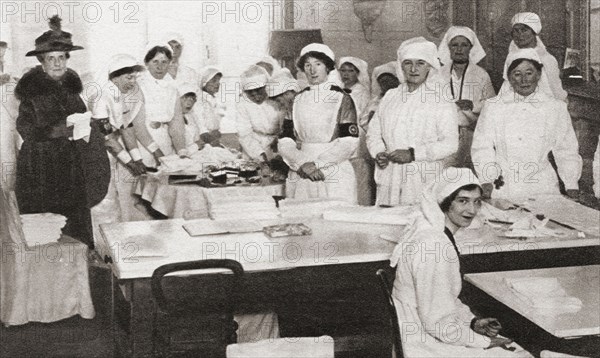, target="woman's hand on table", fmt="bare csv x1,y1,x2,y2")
375,152,390,169
126,160,146,176
487,336,514,350
472,318,502,337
